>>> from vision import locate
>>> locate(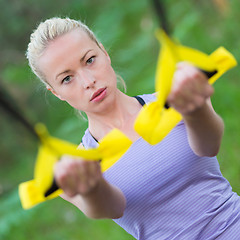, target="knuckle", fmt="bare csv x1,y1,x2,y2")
190,69,200,79
195,100,203,109
81,160,89,168
65,190,76,198
57,172,68,184
174,74,191,91
79,185,90,195
64,161,77,173
176,61,186,68
171,88,181,99
79,161,89,174
92,161,100,170
187,104,195,113
198,97,205,106
207,85,214,95
60,154,71,162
